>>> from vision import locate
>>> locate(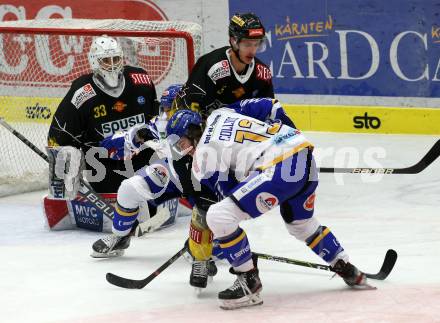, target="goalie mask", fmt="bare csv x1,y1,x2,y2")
88,35,124,88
